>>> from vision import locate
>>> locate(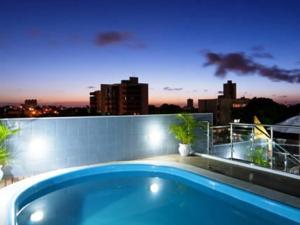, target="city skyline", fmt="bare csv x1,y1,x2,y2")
1,0,300,106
